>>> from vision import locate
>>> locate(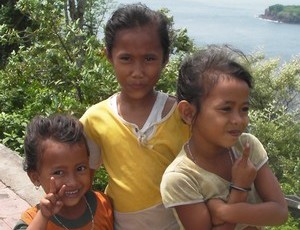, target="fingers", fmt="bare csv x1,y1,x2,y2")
49,177,65,199
39,177,66,217
240,141,250,166
206,199,225,226
58,184,66,198
49,177,57,194
40,193,64,217
49,178,66,207
243,141,250,158
231,140,257,188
